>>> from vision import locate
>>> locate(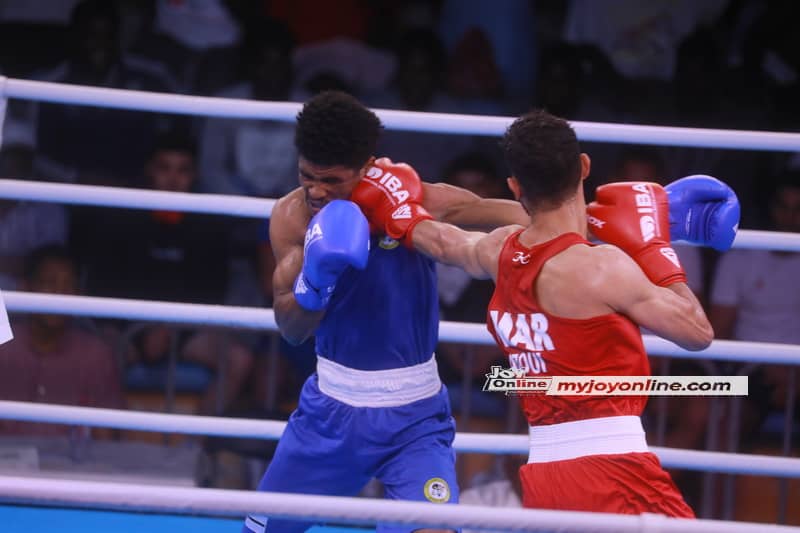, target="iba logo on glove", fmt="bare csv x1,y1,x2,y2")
632,184,657,242
365,166,410,204
304,223,323,252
